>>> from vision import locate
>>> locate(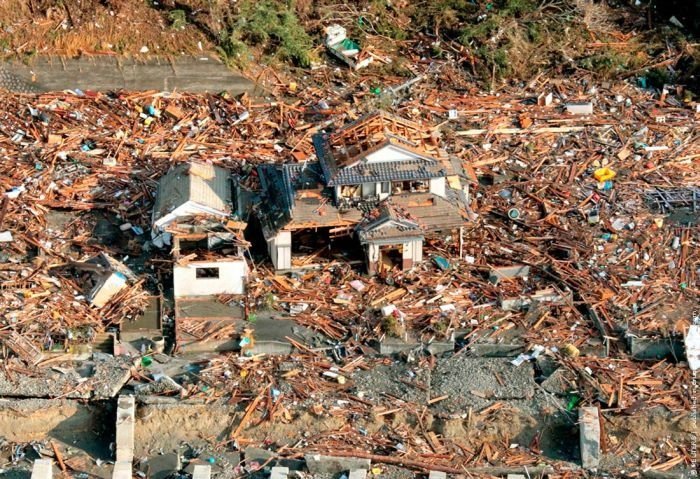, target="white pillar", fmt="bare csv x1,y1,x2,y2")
112,461,132,479
579,407,601,469
115,395,135,463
